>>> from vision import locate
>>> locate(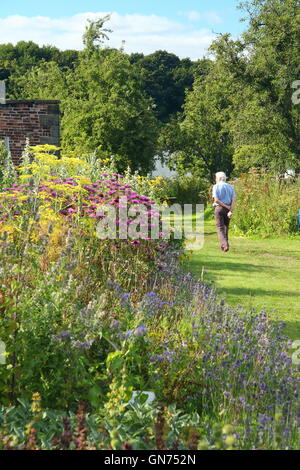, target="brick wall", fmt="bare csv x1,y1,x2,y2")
0,100,60,164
